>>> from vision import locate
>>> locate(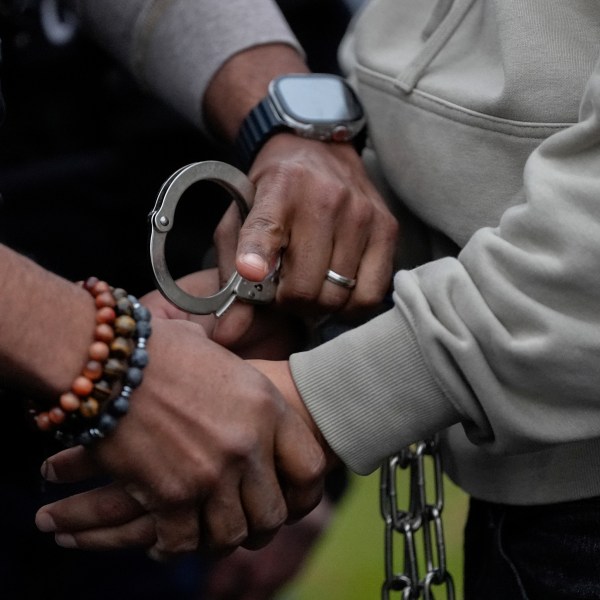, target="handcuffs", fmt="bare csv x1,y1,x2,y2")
149,161,278,317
